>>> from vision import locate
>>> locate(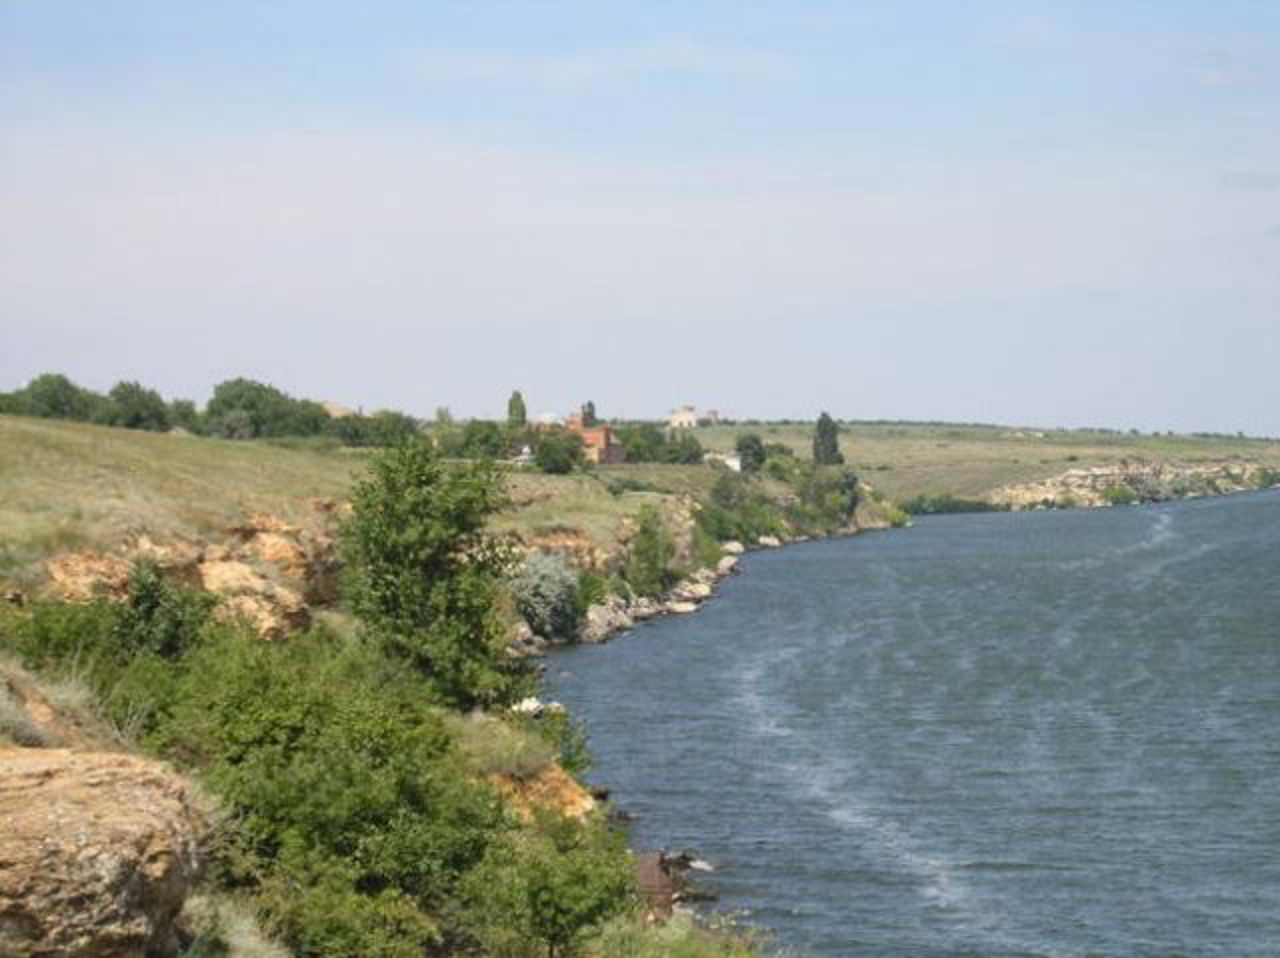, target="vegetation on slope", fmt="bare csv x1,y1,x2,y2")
0,438,765,957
